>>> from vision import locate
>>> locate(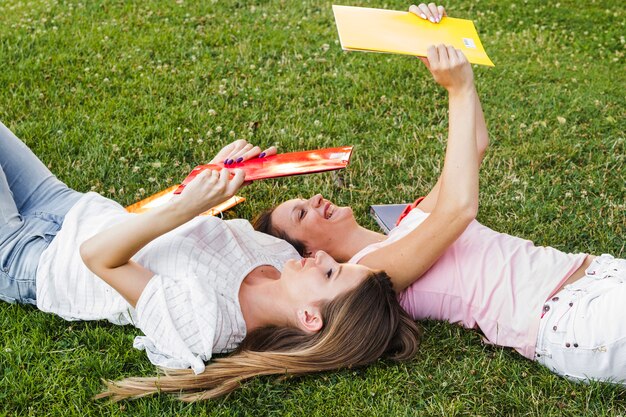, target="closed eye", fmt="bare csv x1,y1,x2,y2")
298,209,307,221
